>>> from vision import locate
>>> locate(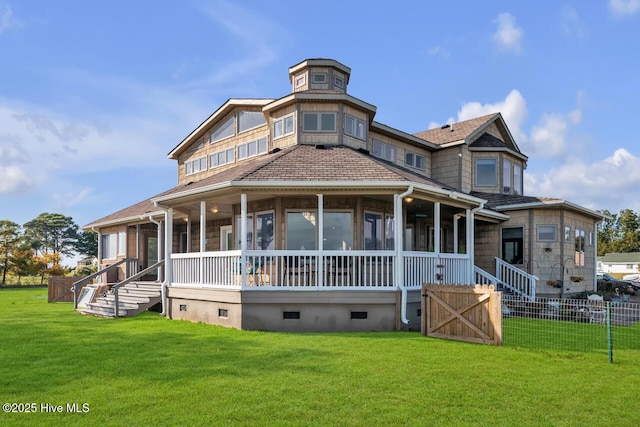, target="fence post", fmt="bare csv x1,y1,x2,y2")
607,301,613,364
